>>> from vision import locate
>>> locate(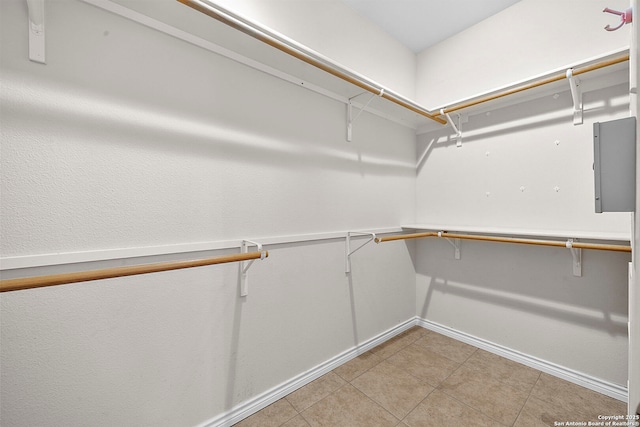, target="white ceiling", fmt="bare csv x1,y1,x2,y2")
340,0,522,53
